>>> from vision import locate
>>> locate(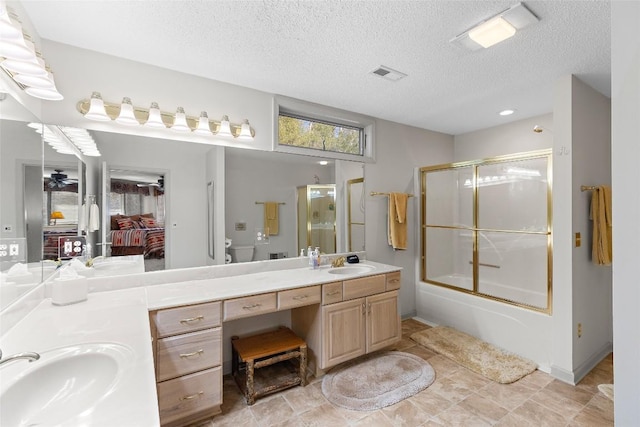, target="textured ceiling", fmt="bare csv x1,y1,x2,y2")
20,0,611,135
